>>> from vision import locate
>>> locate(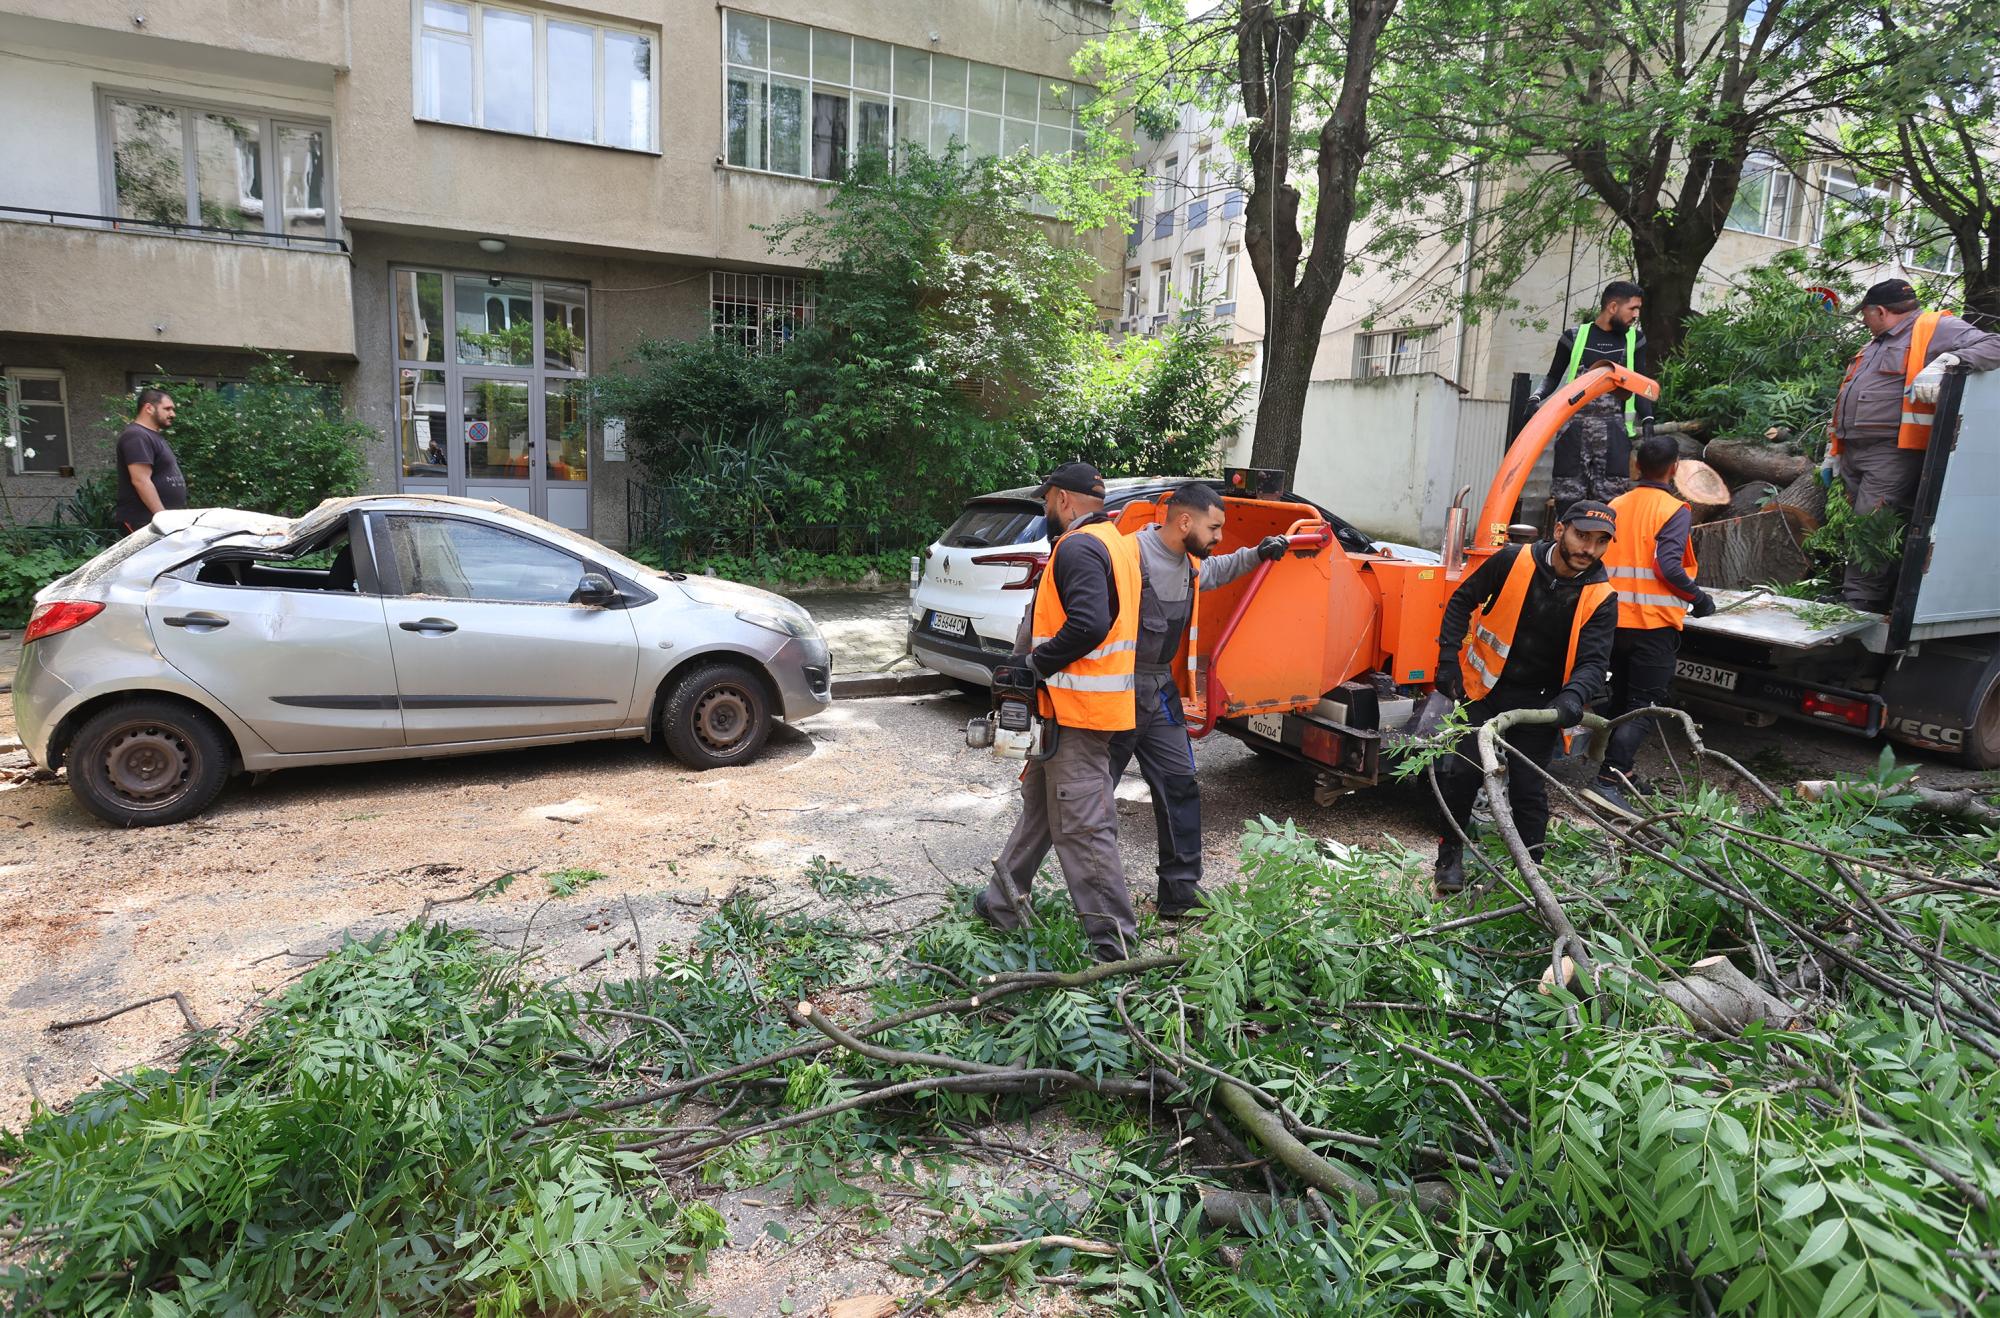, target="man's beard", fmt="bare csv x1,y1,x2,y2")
1186,538,1216,560
1046,508,1067,536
